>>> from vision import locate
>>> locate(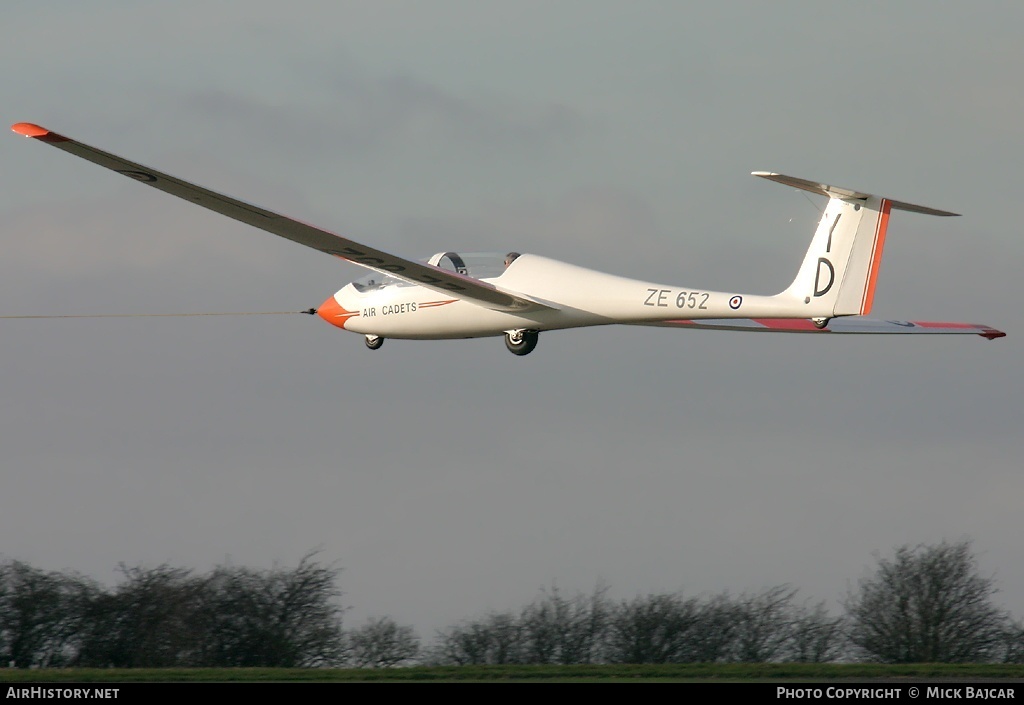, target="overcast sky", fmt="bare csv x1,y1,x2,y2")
2,1,1021,638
